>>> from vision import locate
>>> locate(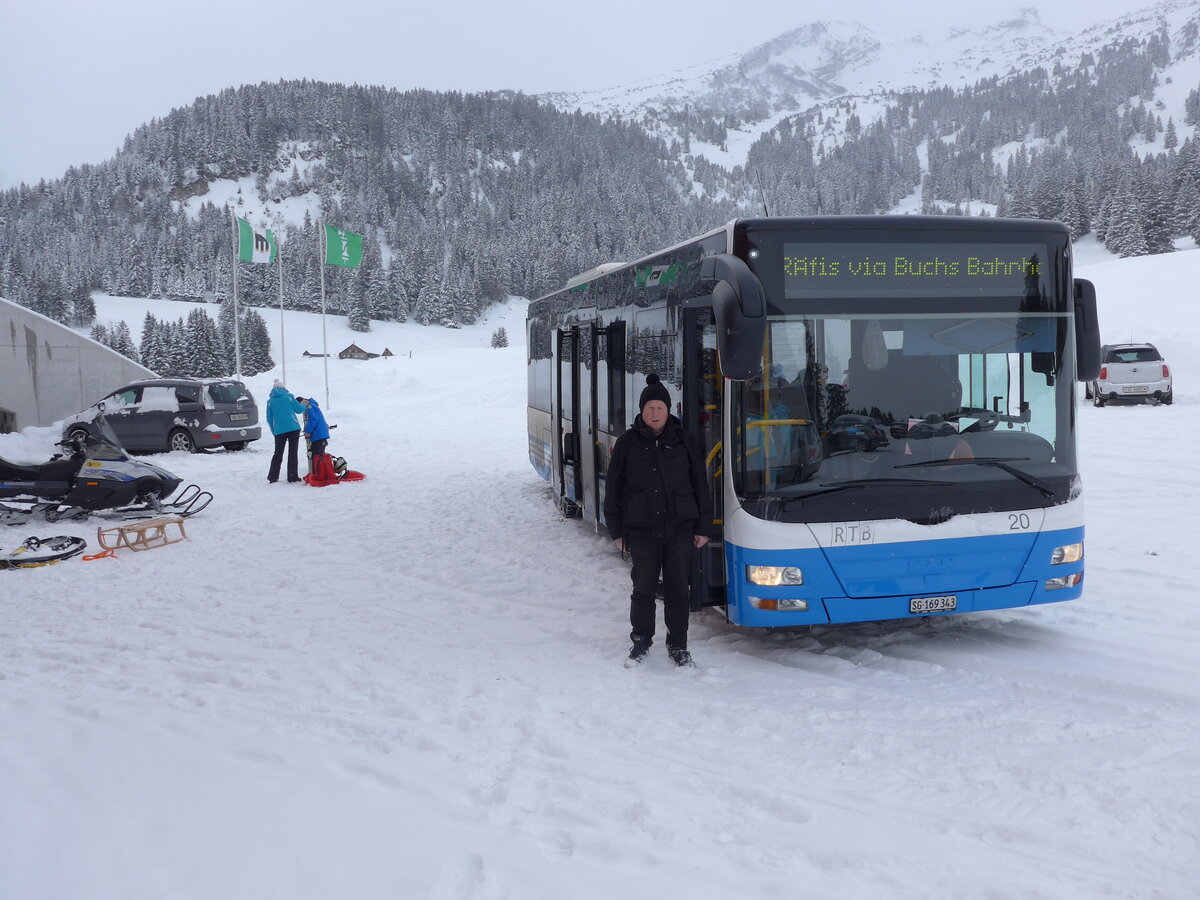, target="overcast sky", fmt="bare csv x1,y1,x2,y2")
0,0,1153,188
